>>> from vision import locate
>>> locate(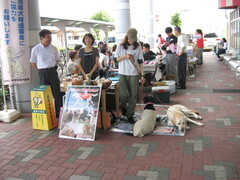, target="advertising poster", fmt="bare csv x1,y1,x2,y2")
0,0,30,85
59,86,101,141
